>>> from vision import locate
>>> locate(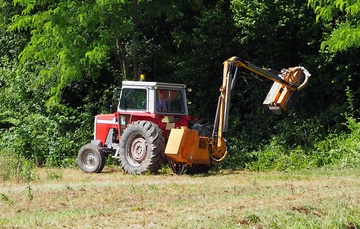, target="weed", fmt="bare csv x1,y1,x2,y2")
148,184,158,191
65,184,73,191
158,164,173,175
46,169,63,180
22,161,36,201
1,193,14,206
245,214,261,223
